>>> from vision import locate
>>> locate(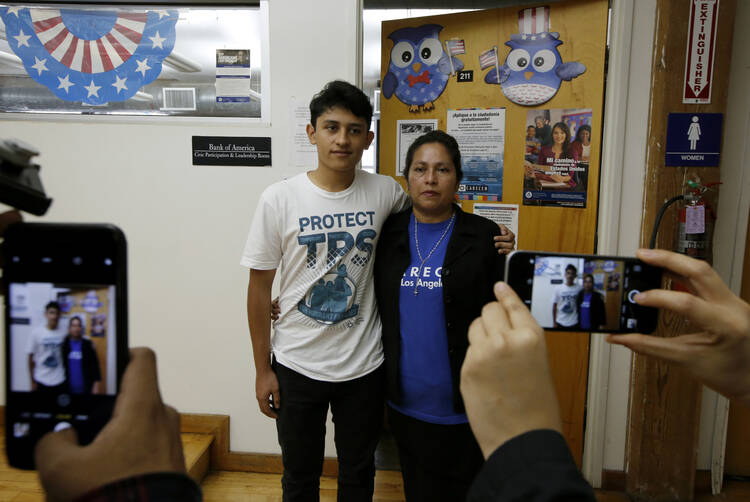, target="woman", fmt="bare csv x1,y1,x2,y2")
577,273,606,331
571,124,592,162
62,316,102,395
374,130,507,501
538,121,579,188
